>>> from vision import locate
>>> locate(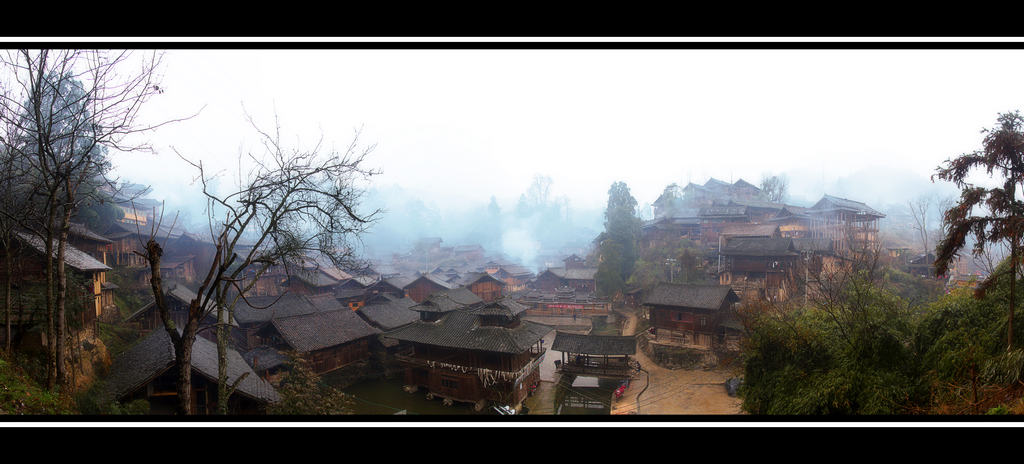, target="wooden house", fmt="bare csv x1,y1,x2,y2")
532,267,598,293
907,253,937,279
0,231,112,351
363,275,413,302
643,282,740,350
124,284,218,343
807,194,886,259
769,205,812,239
286,268,341,296
68,223,117,317
641,209,701,248
456,271,506,302
405,273,457,303
453,244,486,261
254,308,380,375
101,328,279,415
551,331,639,380
717,236,799,302
383,293,553,411
357,296,419,332
232,293,325,352
698,205,750,248
563,254,587,270
142,254,196,286
727,199,786,224
792,237,848,300
492,264,535,293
